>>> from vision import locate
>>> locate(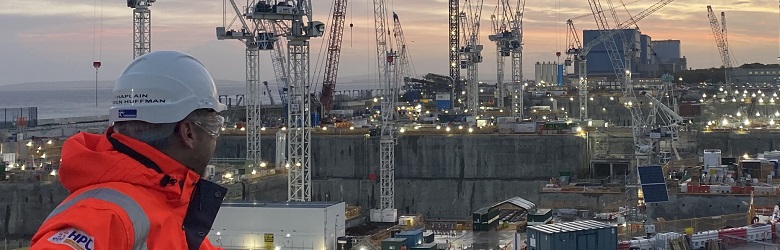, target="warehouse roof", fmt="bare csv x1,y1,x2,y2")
530,220,615,234
222,201,343,208
492,197,537,213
